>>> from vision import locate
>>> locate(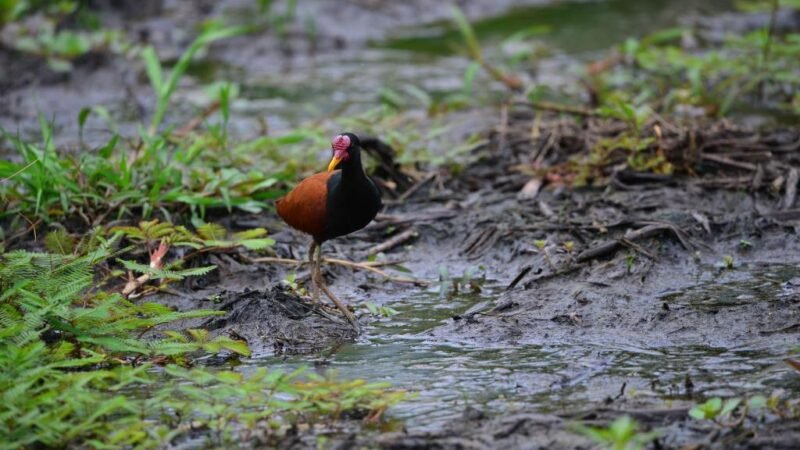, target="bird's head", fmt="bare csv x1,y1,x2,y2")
327,132,360,172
